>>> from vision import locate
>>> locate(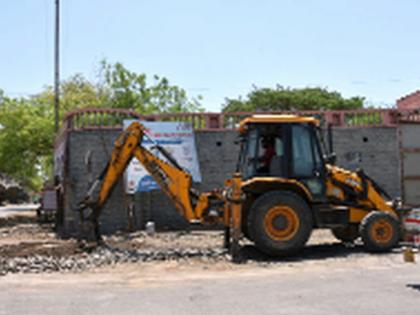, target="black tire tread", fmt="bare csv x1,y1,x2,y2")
247,190,313,257
359,211,400,252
